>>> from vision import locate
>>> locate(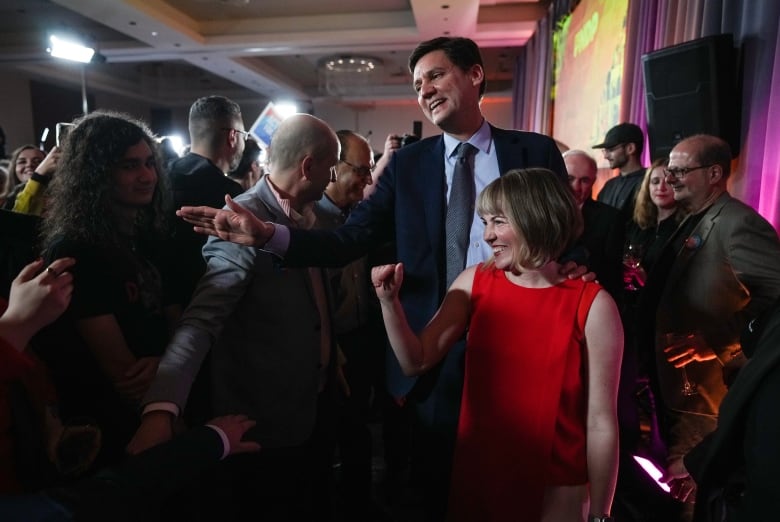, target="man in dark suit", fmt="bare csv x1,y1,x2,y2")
177,37,567,520
564,149,624,299
167,96,245,427
676,297,780,521
168,95,244,307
